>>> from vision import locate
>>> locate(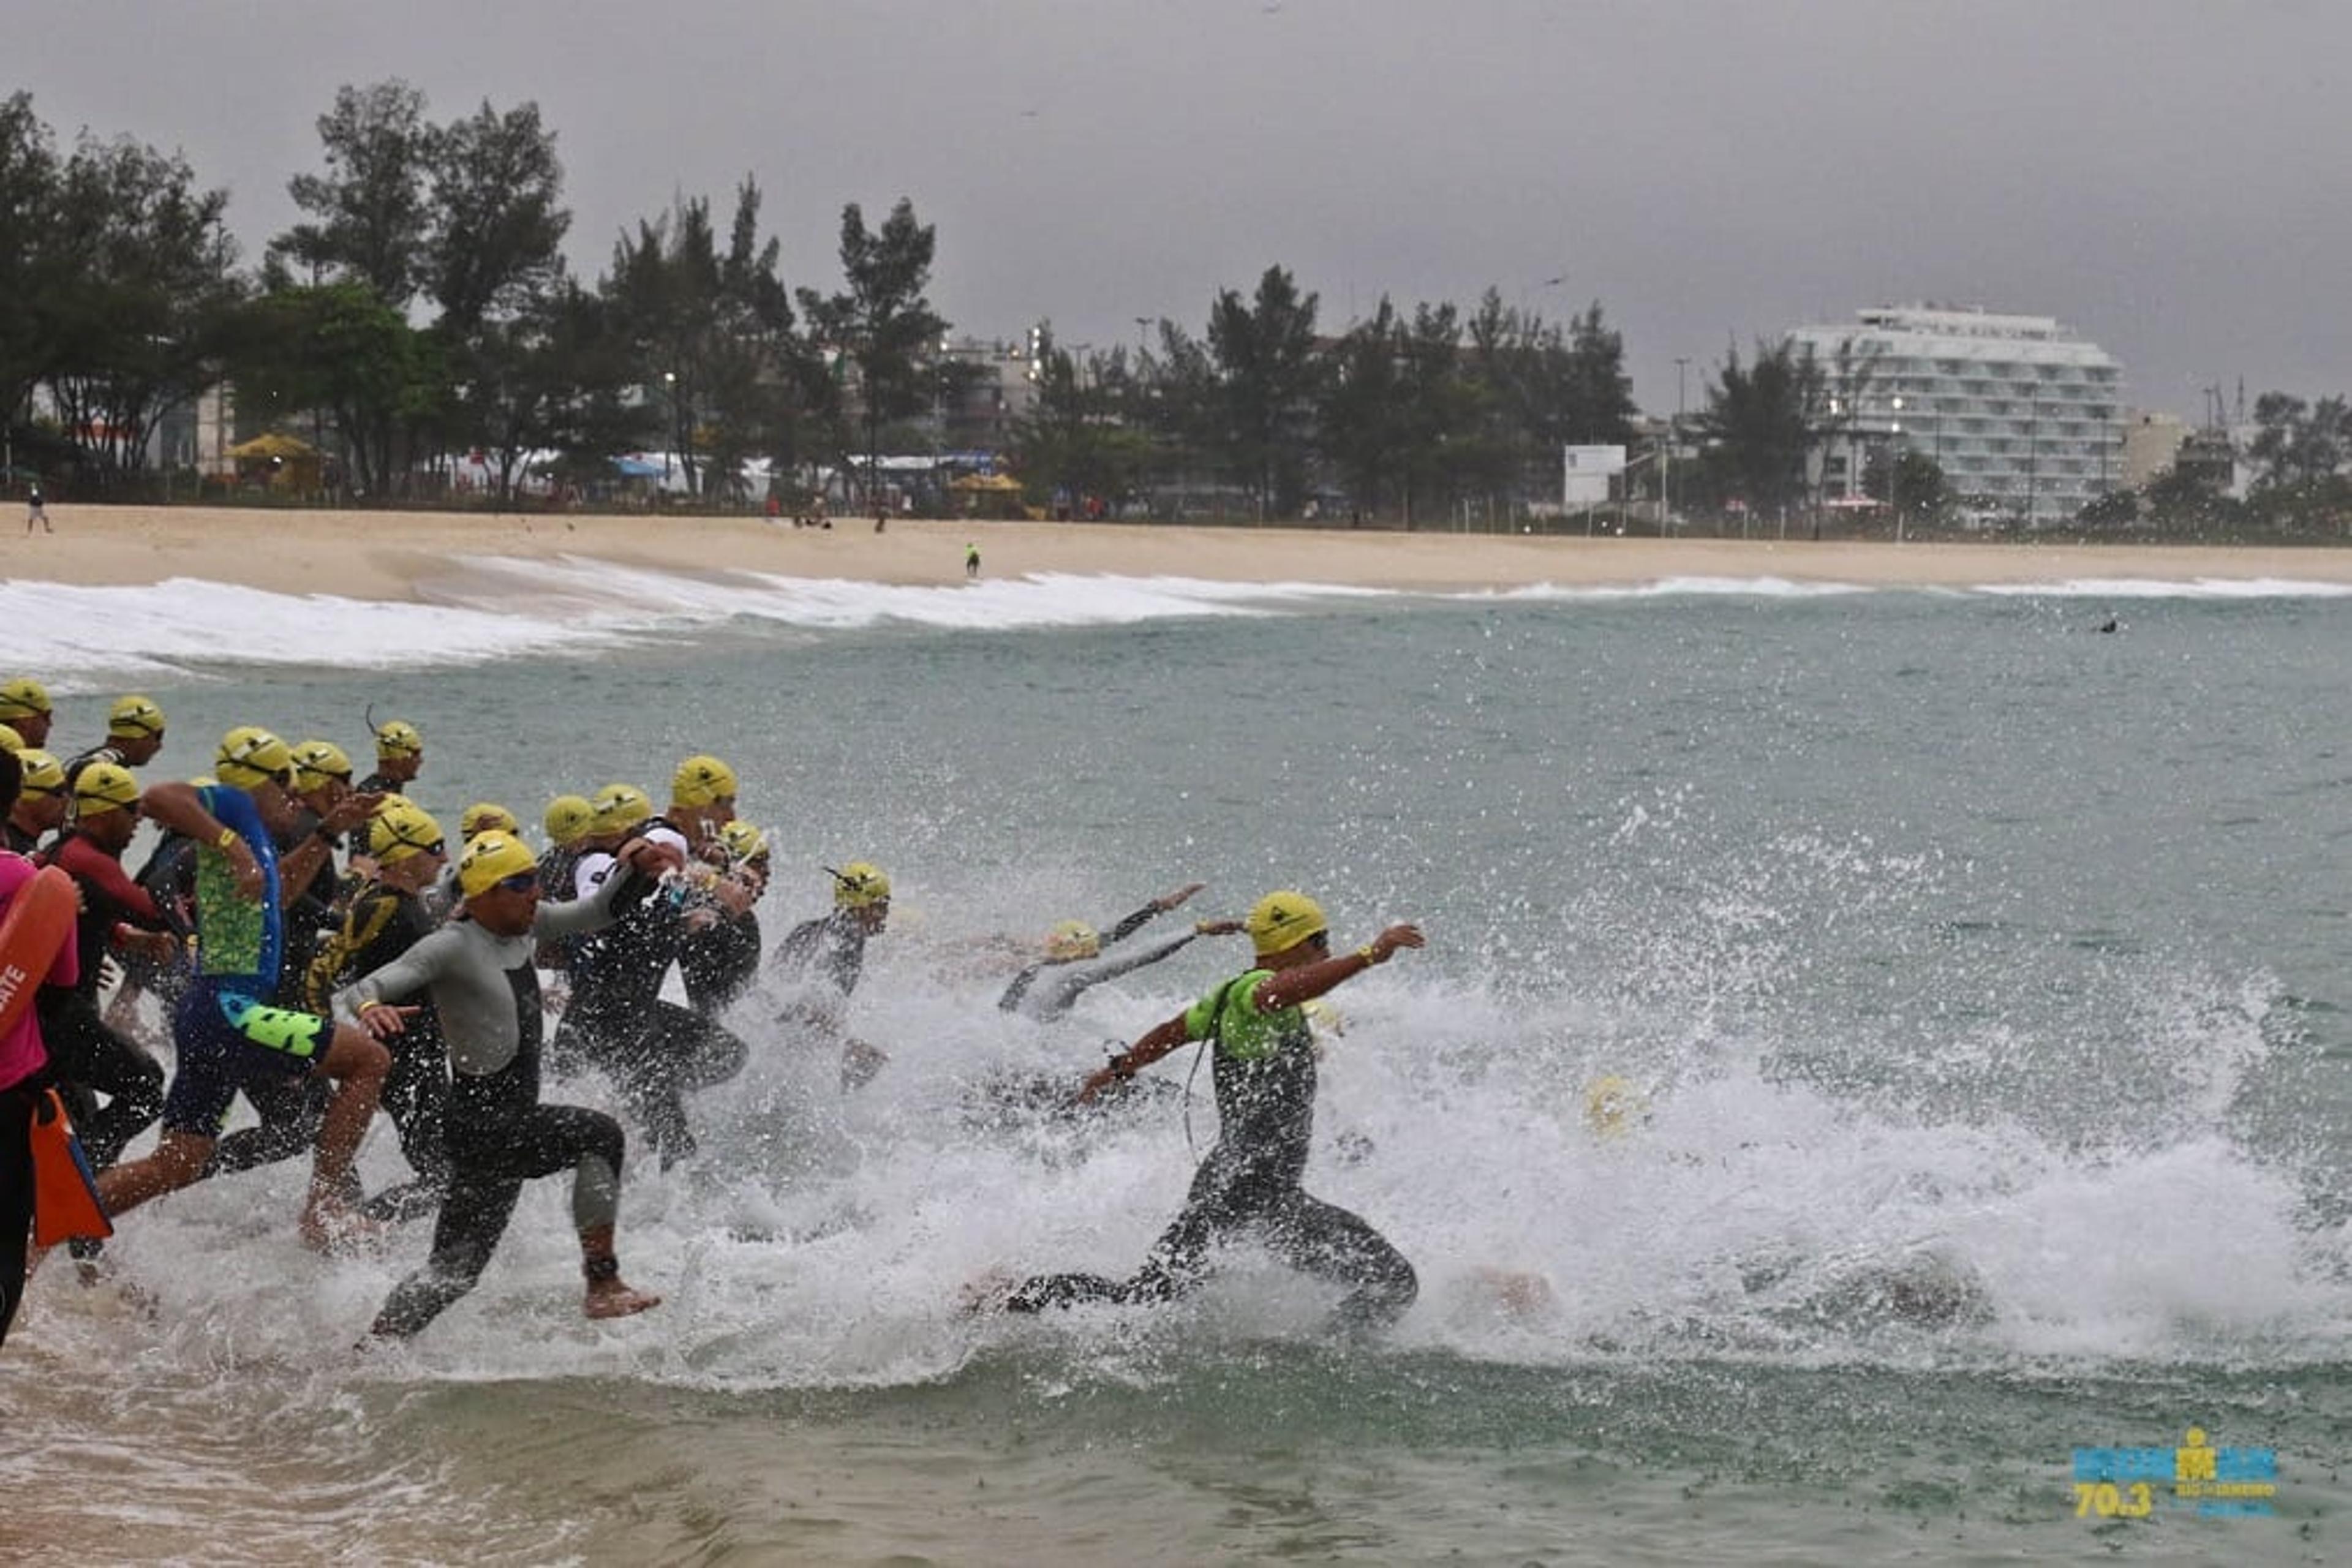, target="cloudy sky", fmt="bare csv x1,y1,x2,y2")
13,0,2347,419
